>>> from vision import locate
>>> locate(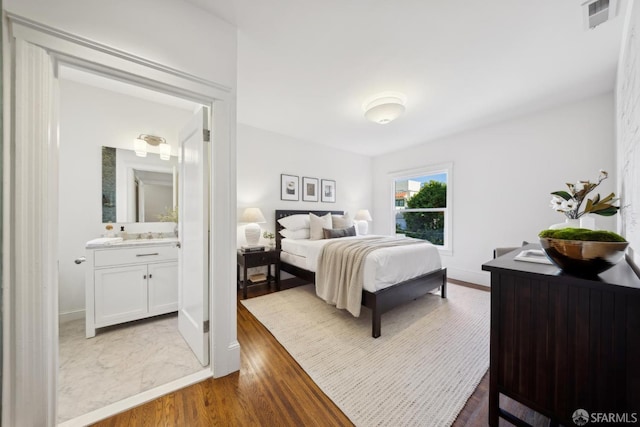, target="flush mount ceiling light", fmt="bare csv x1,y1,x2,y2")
363,92,407,124
134,134,171,160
